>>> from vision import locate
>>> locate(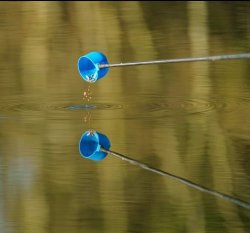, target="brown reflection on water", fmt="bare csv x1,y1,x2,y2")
0,2,250,233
